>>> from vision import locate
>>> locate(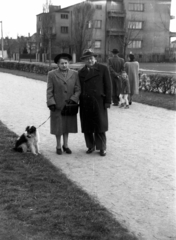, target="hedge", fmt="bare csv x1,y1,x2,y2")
0,61,58,75
139,73,176,95
0,61,176,94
